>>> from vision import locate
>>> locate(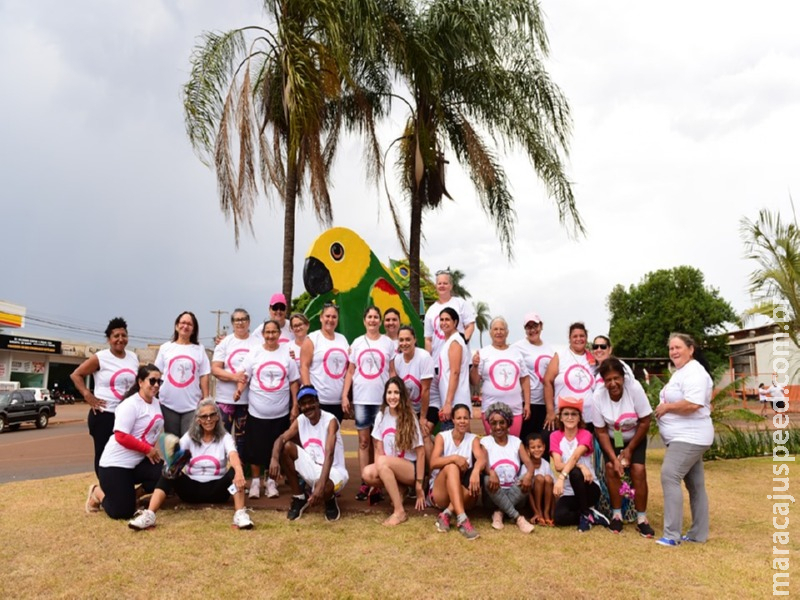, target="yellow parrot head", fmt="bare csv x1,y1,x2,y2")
303,227,373,296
